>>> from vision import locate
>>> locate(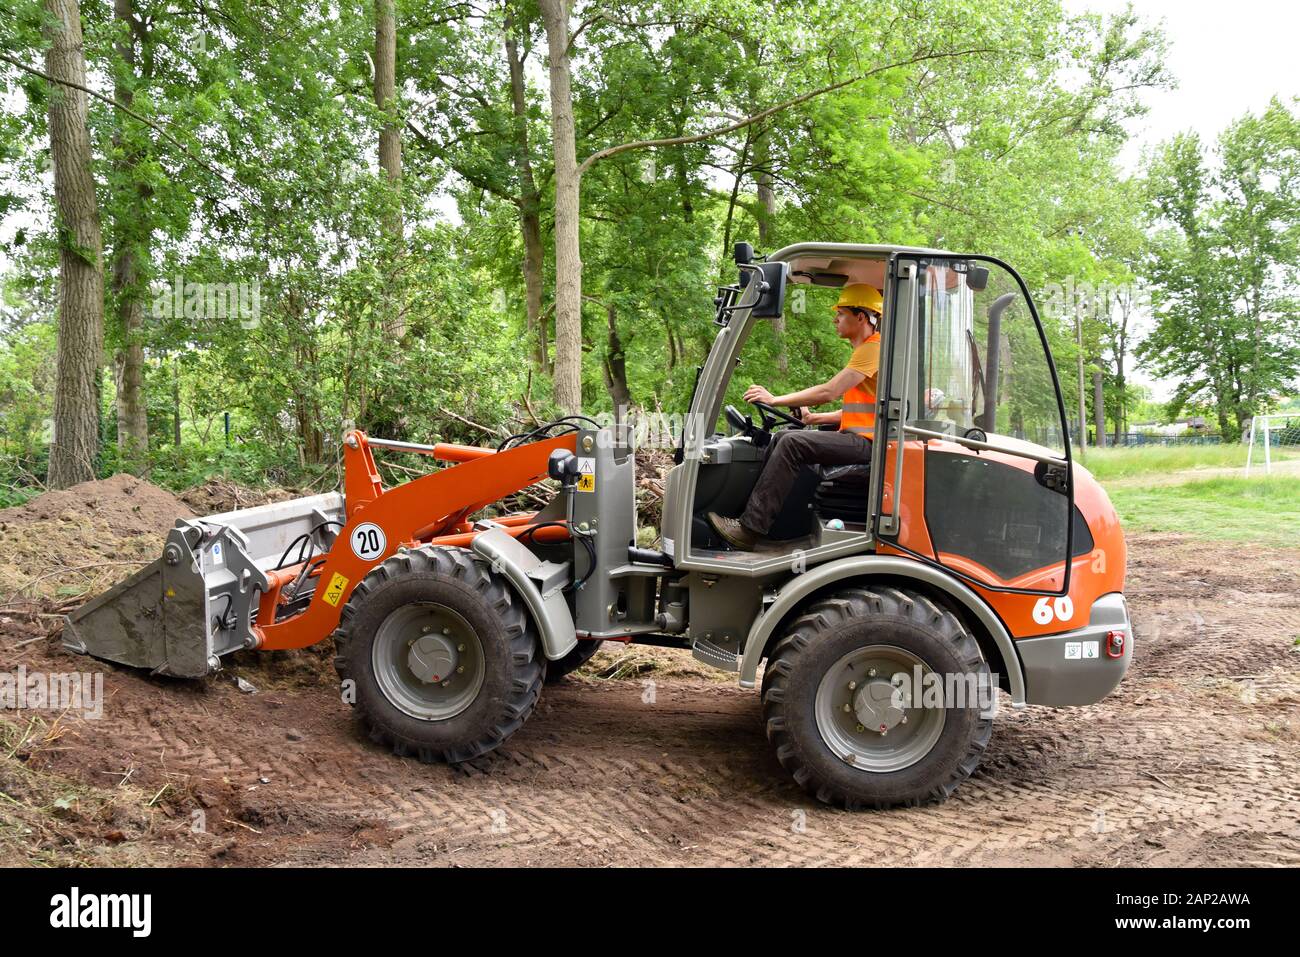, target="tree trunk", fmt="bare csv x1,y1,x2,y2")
44,0,105,489
504,14,548,372
374,0,401,211
718,134,751,281
539,0,582,412
522,209,548,372
752,124,787,373
110,0,150,475
754,132,776,245
672,114,693,223
374,0,404,338
171,355,181,447
601,301,632,413
1111,289,1132,445
1092,369,1105,449
663,318,680,370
